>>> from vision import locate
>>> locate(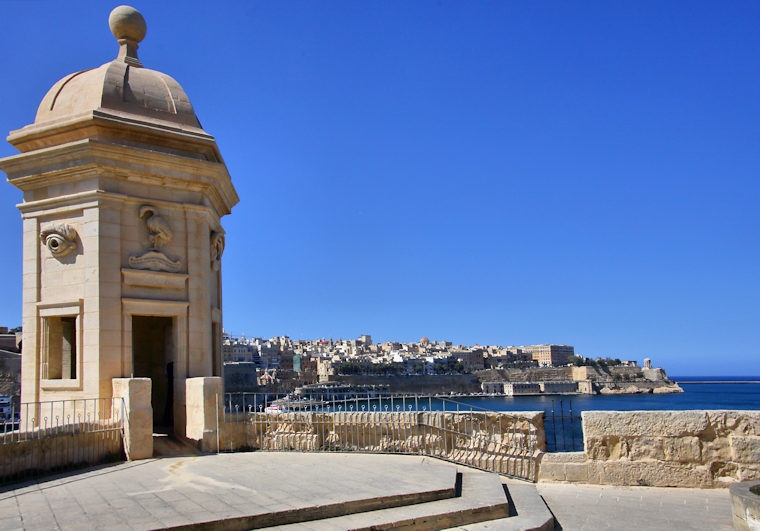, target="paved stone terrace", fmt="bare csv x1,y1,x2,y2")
0,452,734,530
537,482,733,531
